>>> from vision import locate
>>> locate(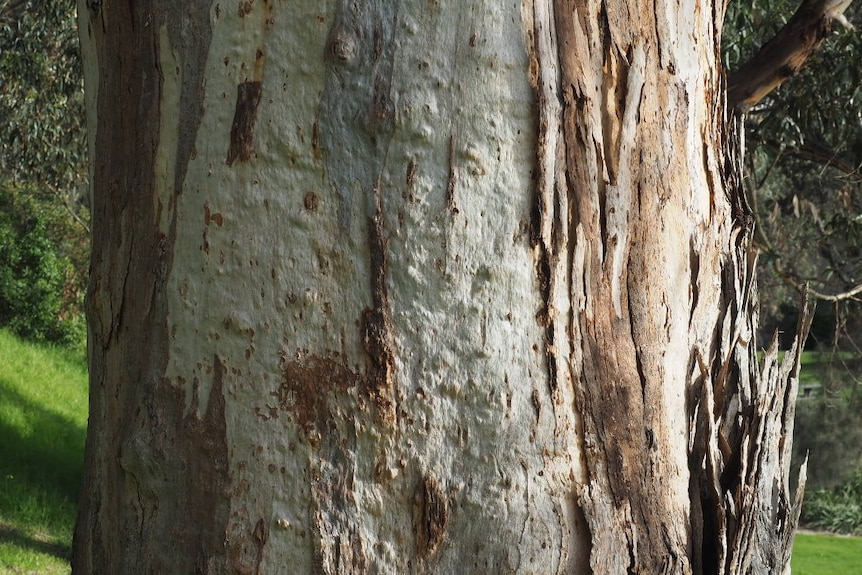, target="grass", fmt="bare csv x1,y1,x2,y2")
0,328,87,574
792,533,862,574
0,330,859,573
